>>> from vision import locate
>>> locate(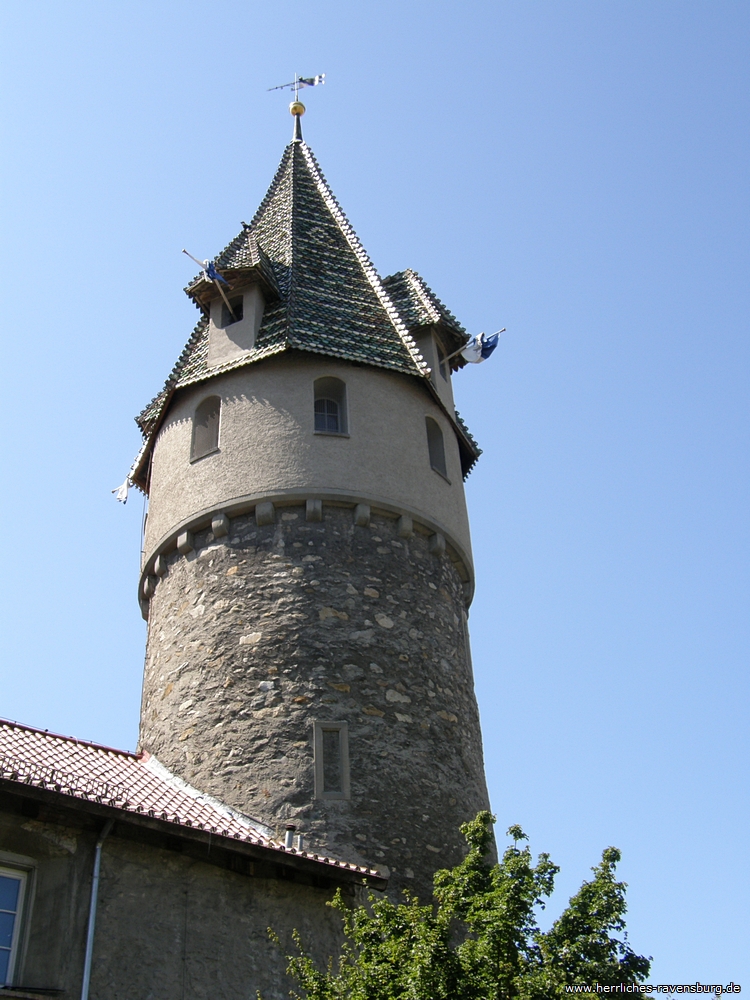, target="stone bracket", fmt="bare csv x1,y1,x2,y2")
354,504,371,527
